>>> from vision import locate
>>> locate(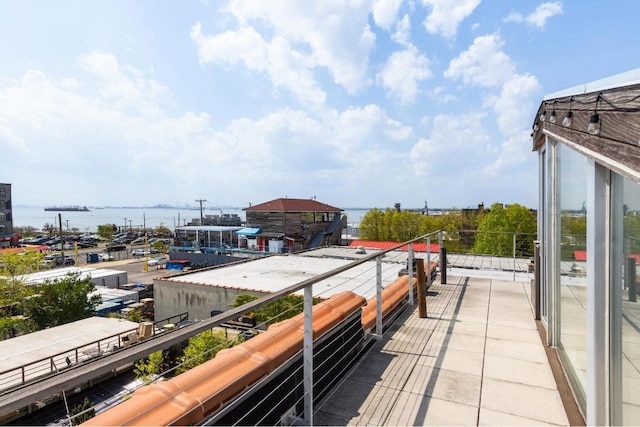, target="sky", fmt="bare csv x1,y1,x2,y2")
1,1,640,211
